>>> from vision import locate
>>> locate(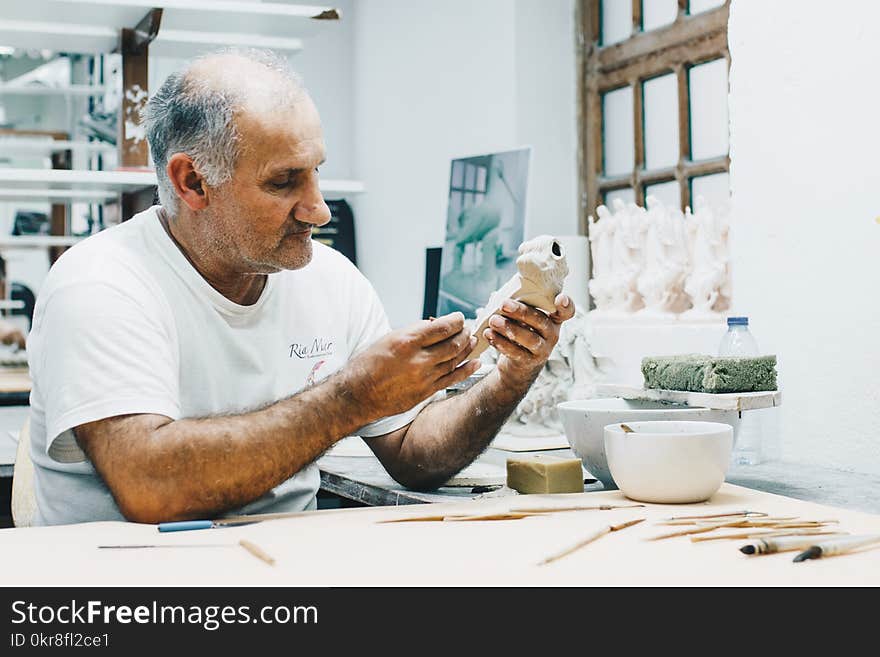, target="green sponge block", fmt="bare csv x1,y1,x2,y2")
641,354,777,393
